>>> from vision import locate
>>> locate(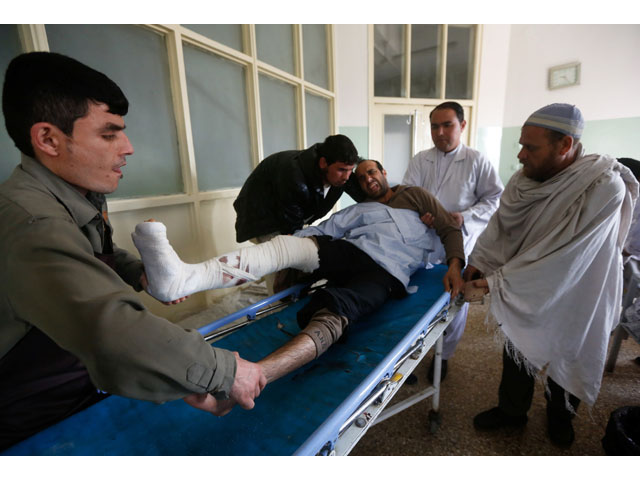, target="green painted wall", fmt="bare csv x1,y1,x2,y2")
498,116,640,185
476,126,503,175
499,126,522,184
339,126,368,159
580,117,640,161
